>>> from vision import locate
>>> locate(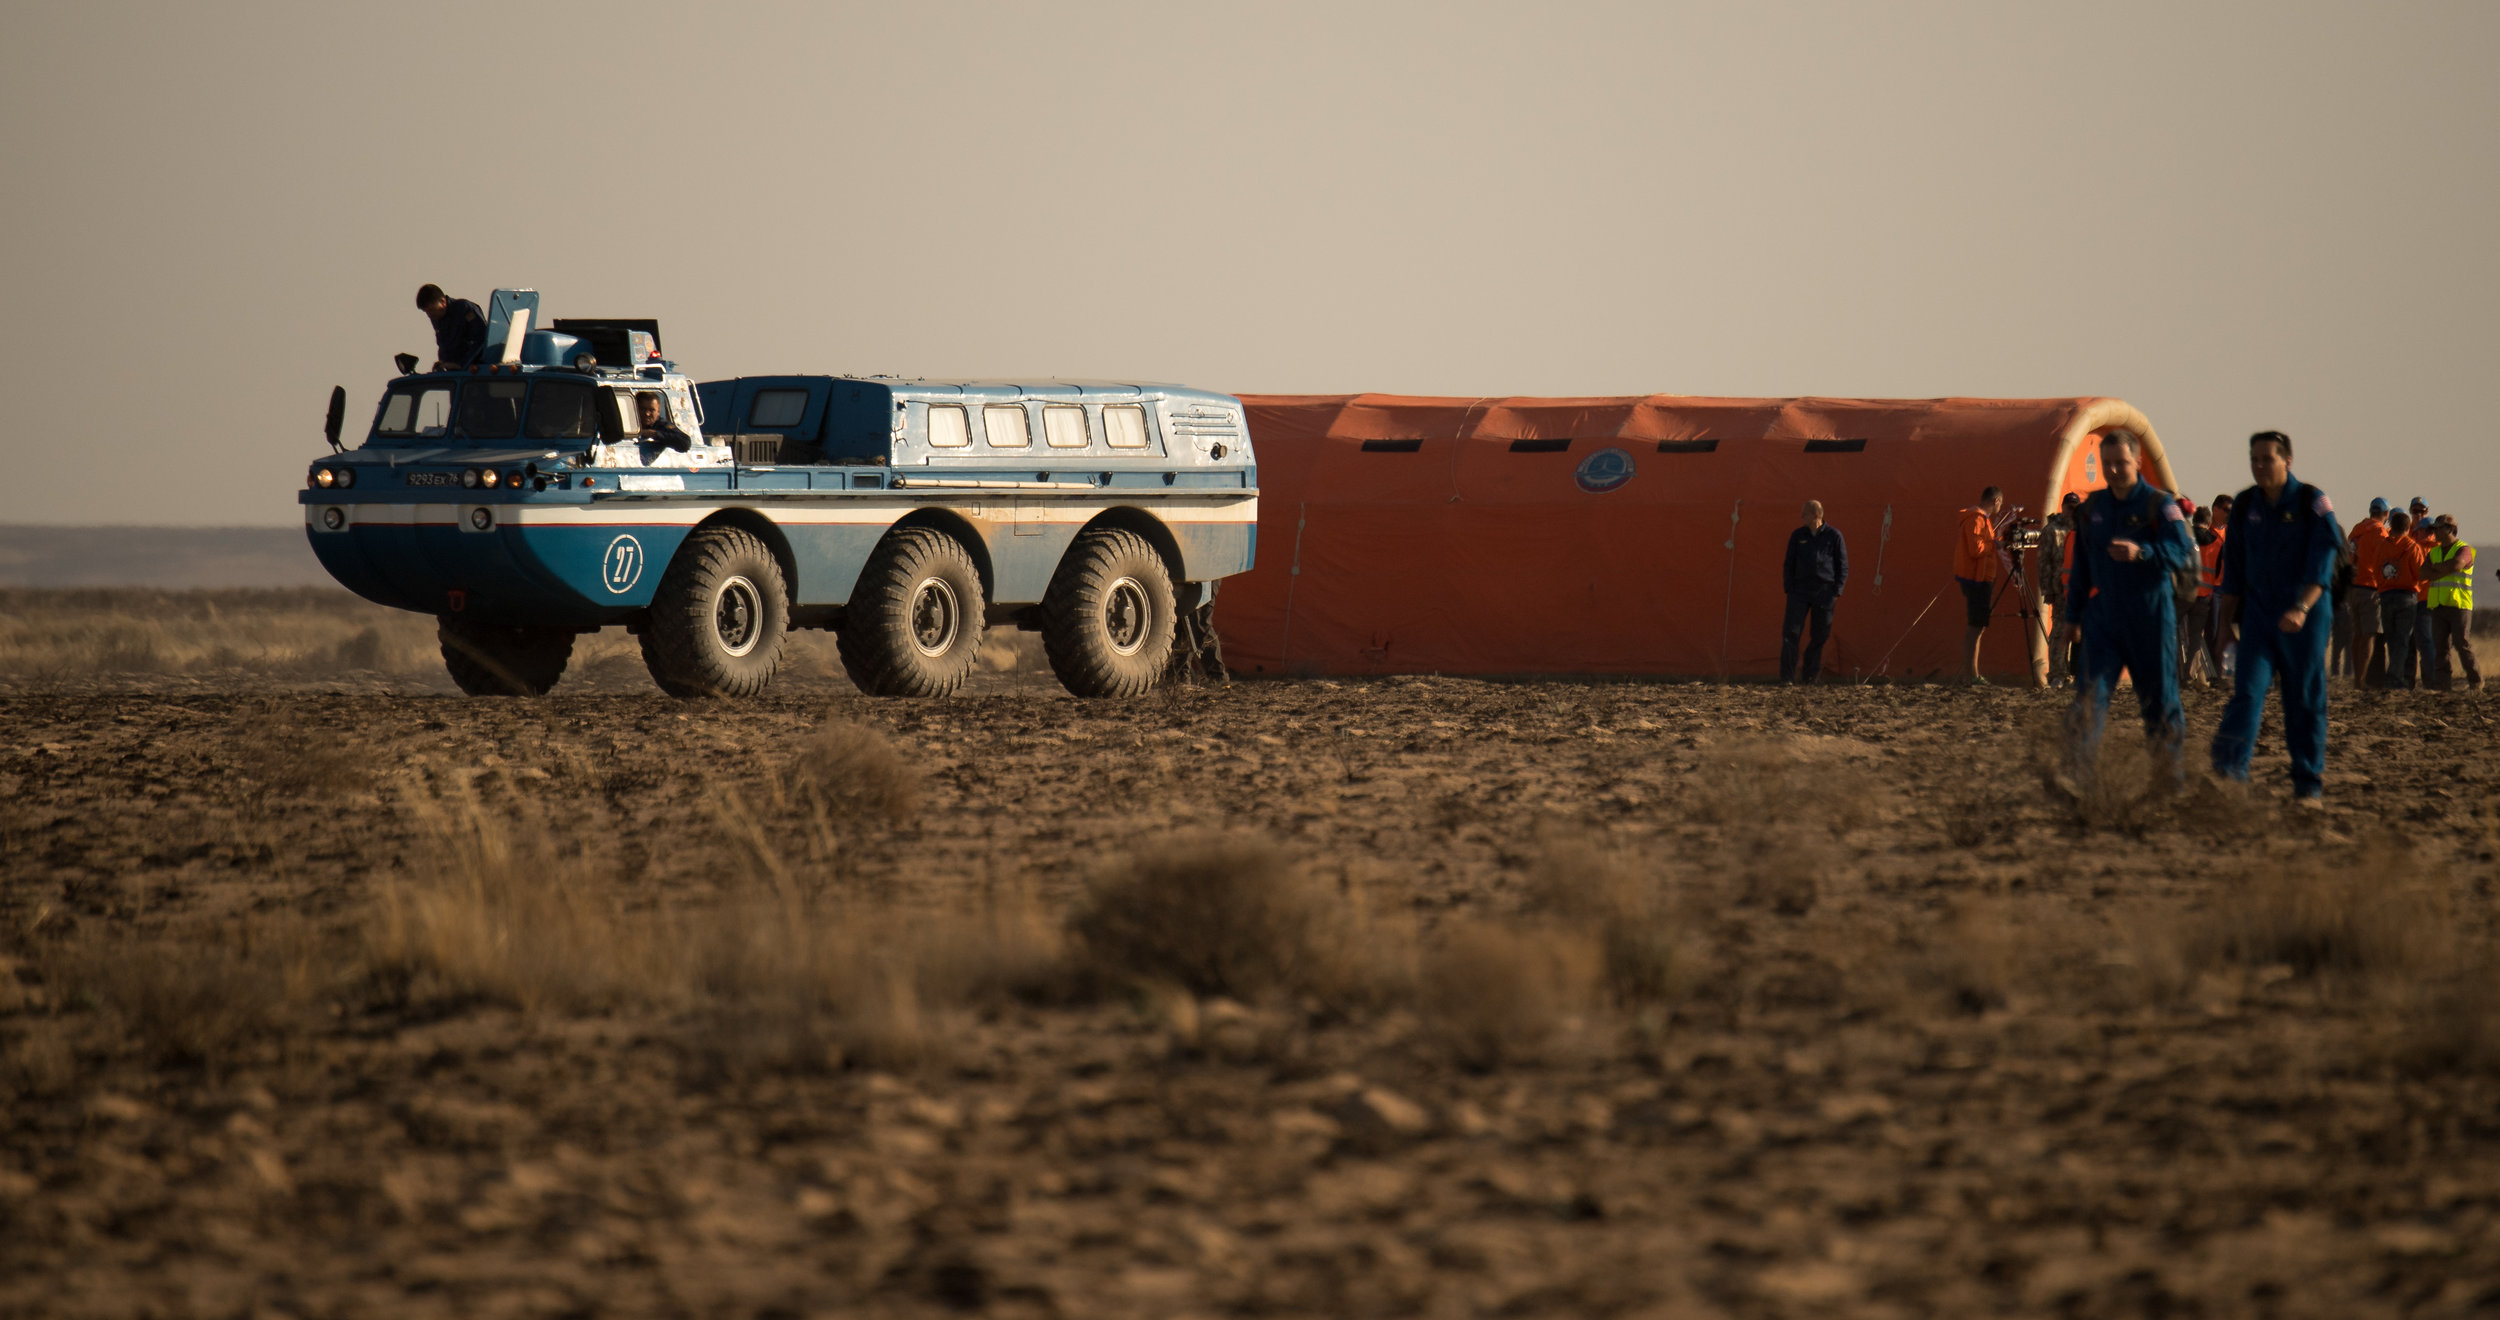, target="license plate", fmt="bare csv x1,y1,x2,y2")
406,471,456,486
